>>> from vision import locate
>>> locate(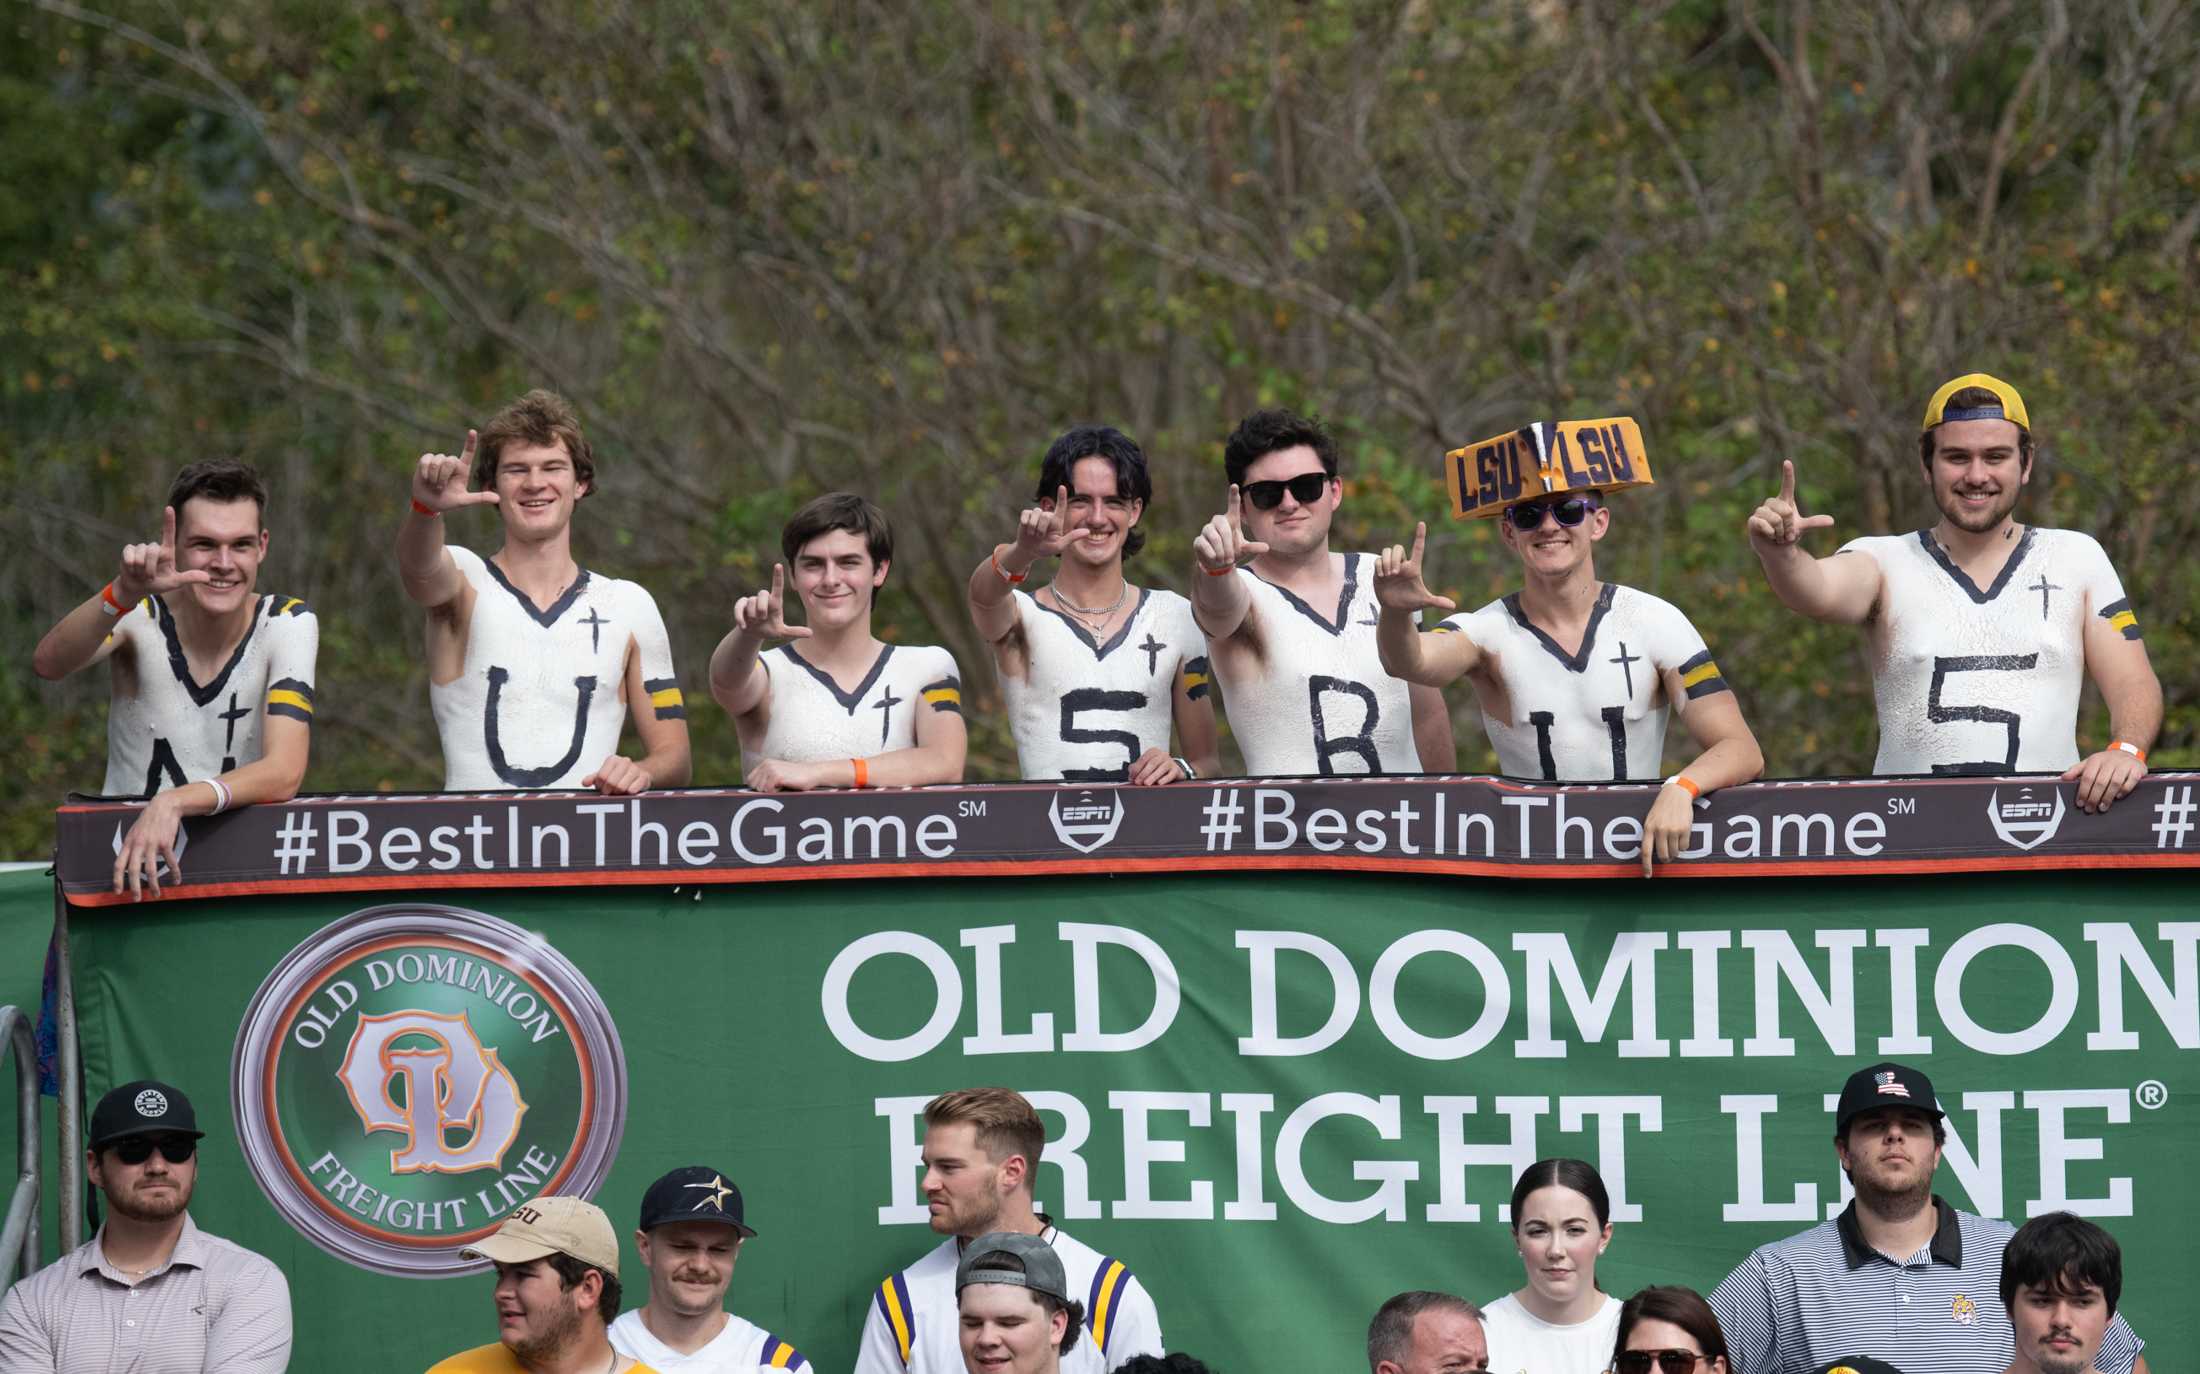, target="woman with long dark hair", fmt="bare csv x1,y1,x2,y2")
1610,1286,1730,1374
1481,1158,1620,1374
